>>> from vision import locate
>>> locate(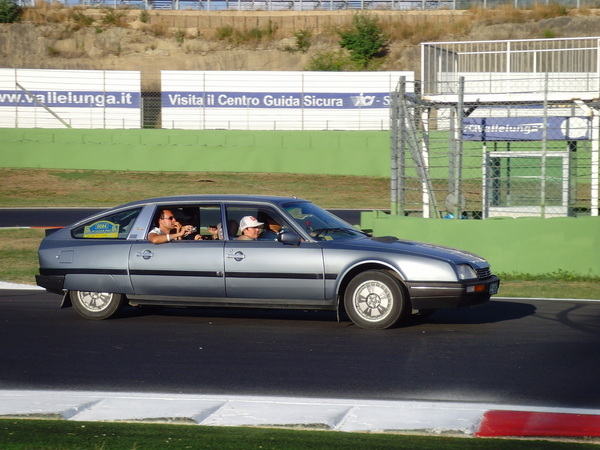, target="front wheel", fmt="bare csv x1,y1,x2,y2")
70,291,124,320
344,270,406,330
